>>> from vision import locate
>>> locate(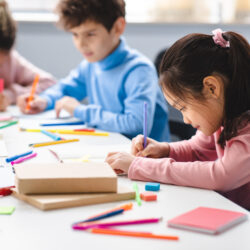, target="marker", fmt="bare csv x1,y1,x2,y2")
5,150,33,163
31,138,79,148
143,102,147,148
11,152,37,165
133,182,142,206
90,228,179,241
41,130,62,141
26,74,40,112
0,121,18,130
40,121,85,126
73,217,162,230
